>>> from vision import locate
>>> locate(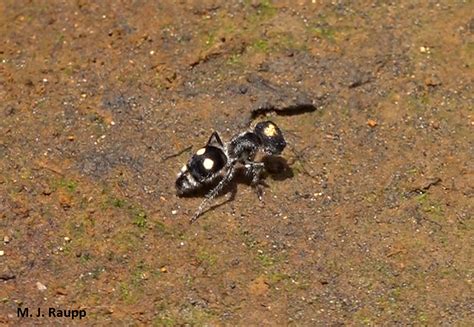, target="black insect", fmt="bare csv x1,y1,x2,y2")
176,121,286,223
